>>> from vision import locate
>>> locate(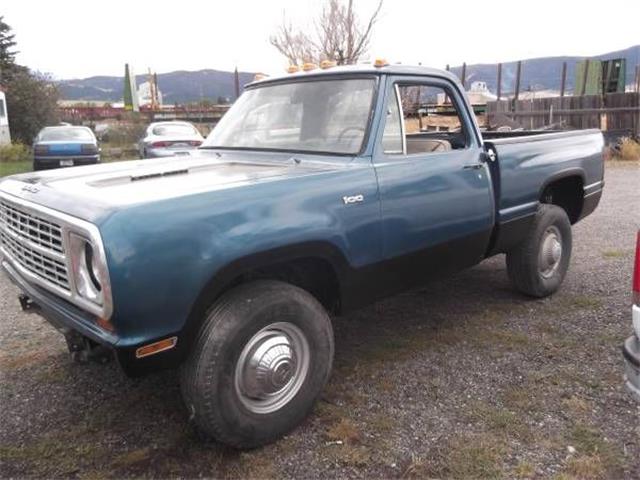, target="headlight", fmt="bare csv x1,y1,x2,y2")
69,233,104,306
